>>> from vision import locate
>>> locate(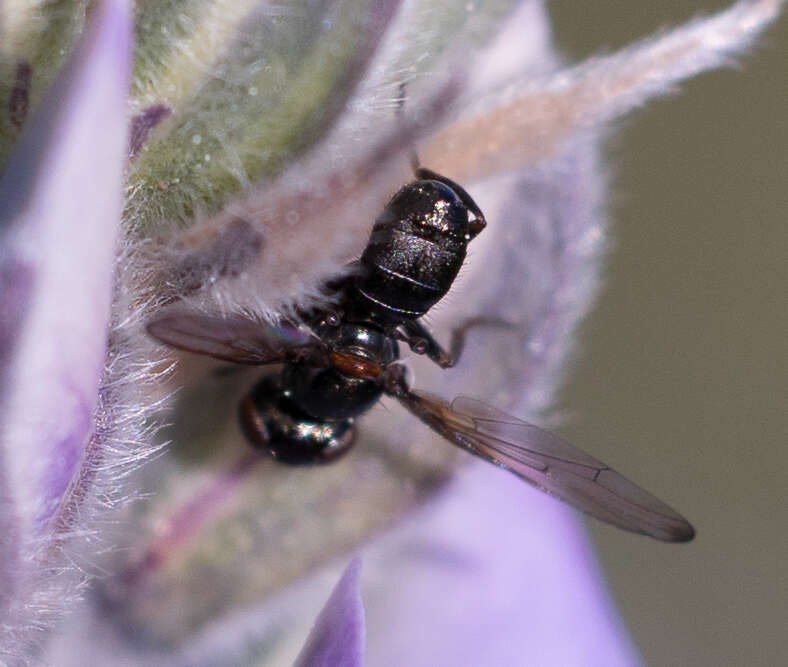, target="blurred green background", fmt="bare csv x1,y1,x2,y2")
548,2,786,665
